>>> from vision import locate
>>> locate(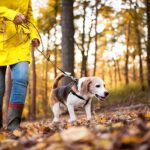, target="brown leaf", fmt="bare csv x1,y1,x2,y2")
121,135,142,144
0,133,7,141
12,129,22,137
46,132,62,143
61,127,95,143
